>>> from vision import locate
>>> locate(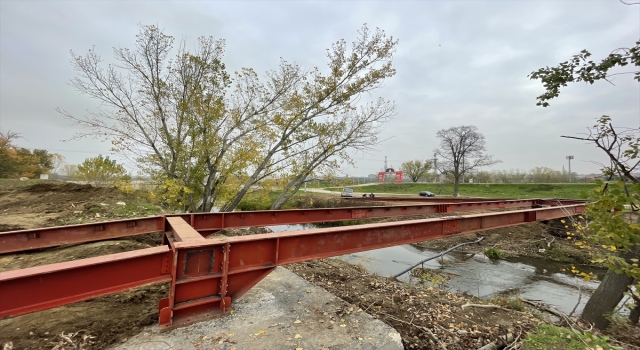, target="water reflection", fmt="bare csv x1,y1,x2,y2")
266,223,604,315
